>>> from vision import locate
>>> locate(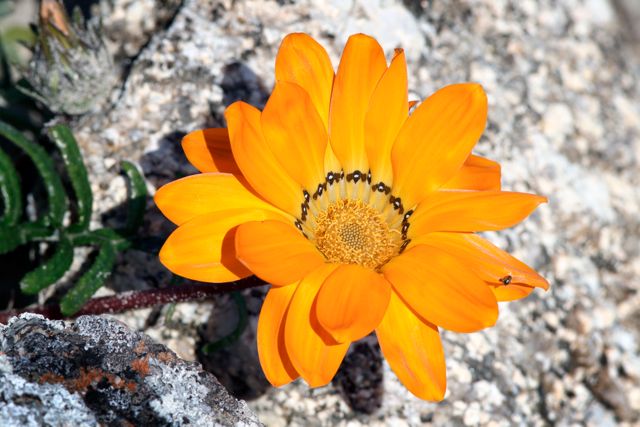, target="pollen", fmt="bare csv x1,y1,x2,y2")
313,199,401,269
